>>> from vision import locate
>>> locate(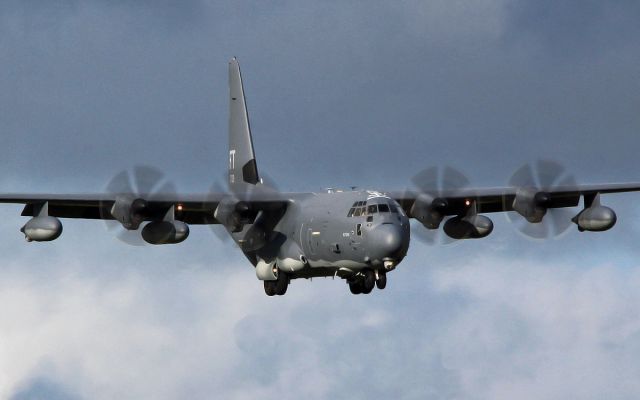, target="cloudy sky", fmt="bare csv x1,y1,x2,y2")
1,0,640,398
